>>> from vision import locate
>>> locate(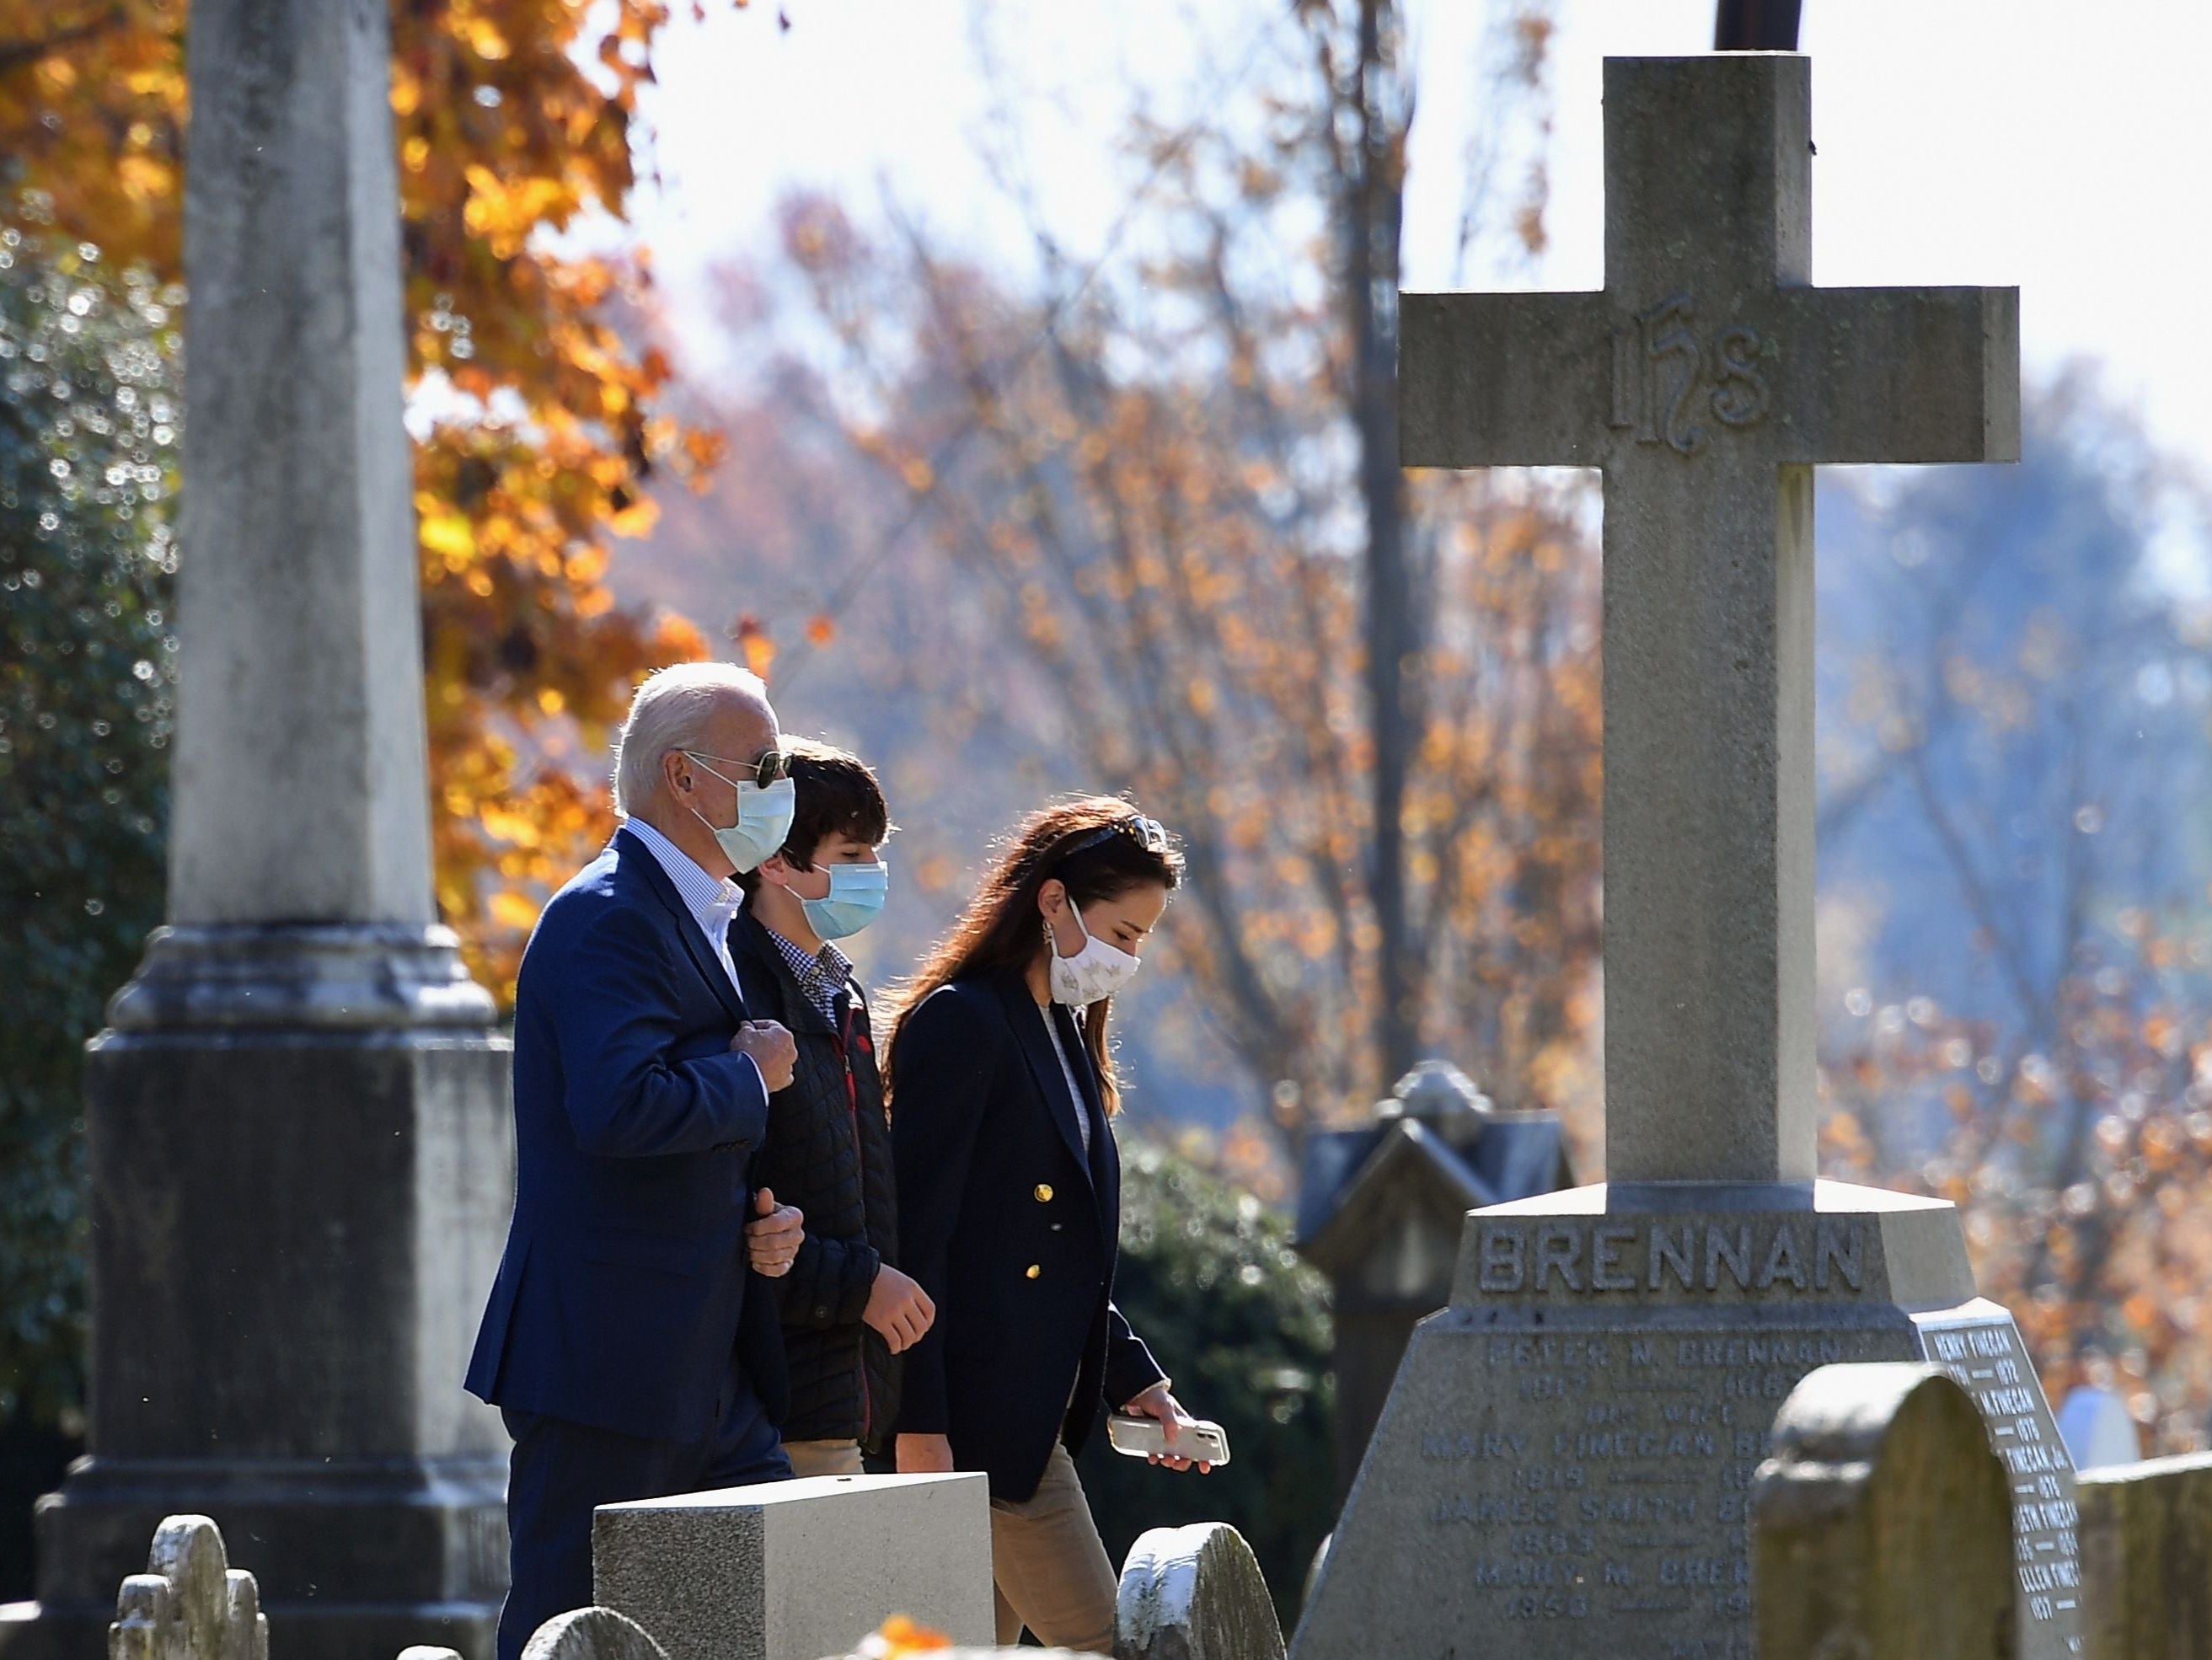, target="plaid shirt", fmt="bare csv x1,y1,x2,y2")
764,924,854,1030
